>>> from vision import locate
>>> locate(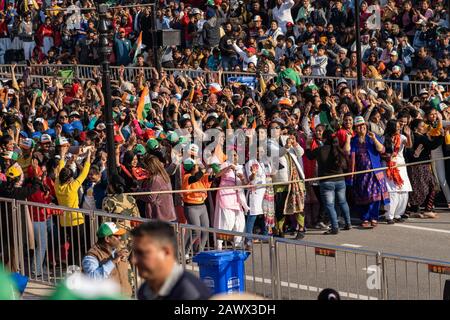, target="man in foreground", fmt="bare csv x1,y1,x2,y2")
131,221,211,300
